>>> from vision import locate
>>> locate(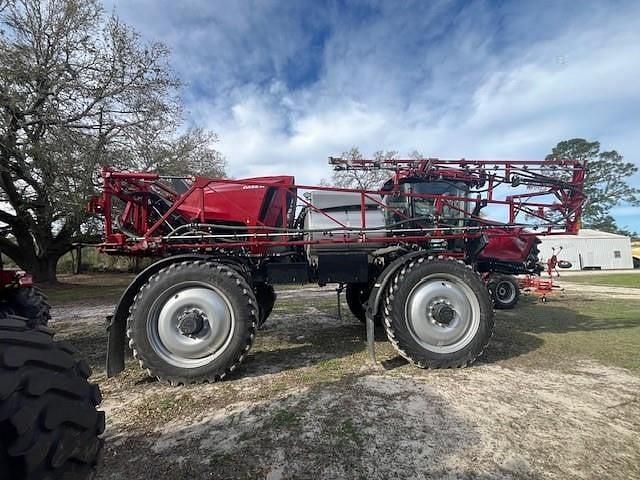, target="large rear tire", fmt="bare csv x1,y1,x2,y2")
345,283,382,325
383,257,493,368
127,260,258,385
487,274,520,310
0,314,104,479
